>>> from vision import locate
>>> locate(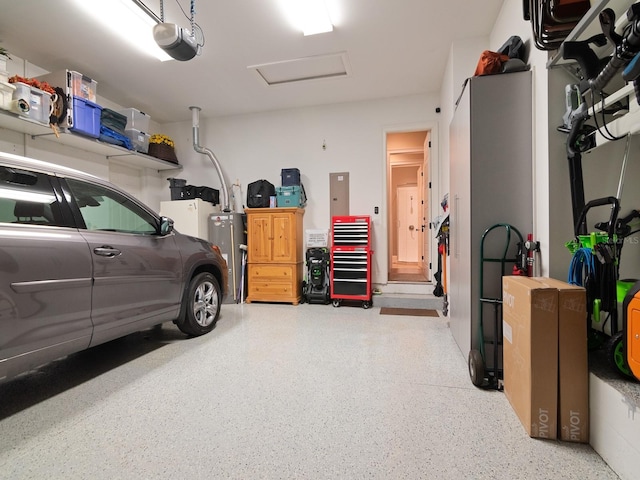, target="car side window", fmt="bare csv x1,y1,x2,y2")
65,178,158,234
0,165,64,226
